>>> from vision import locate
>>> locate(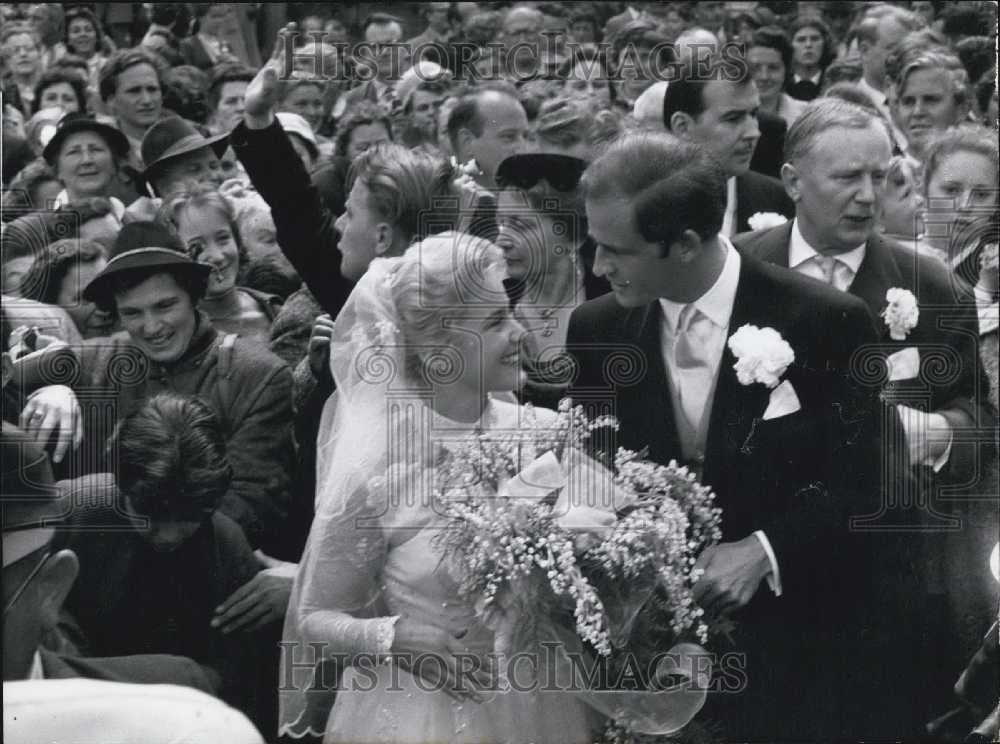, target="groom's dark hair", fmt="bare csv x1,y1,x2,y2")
581,132,726,256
